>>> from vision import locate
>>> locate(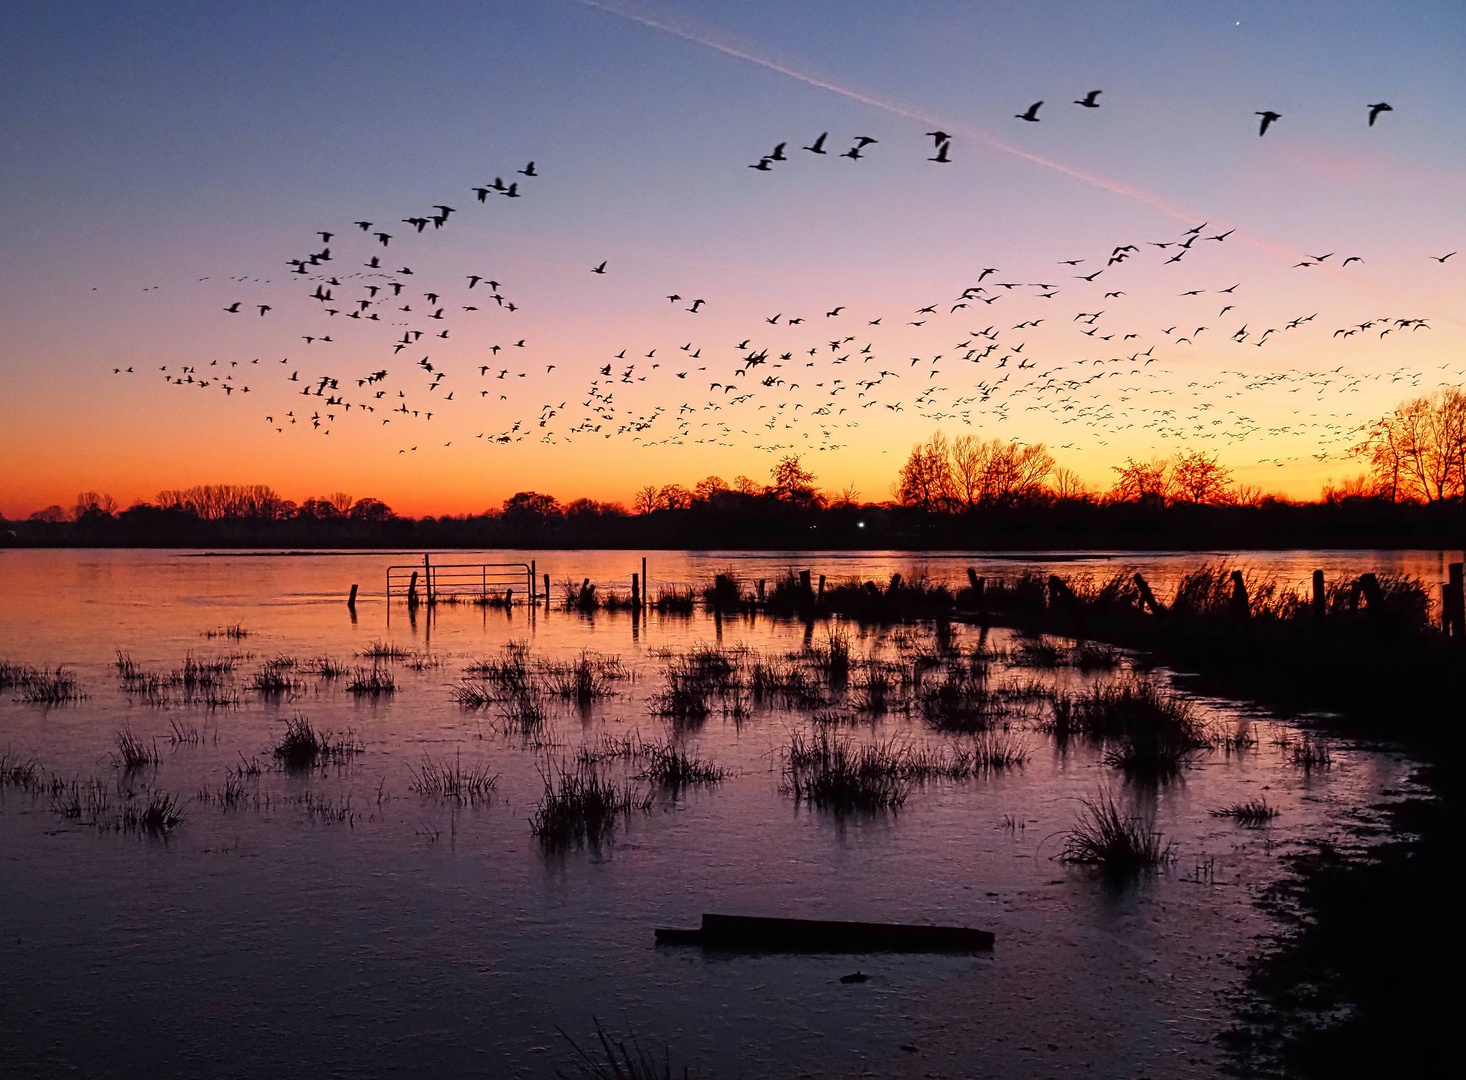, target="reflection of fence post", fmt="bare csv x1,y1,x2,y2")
642,557,648,611
1312,570,1325,623
1449,563,1465,640
543,574,550,608
531,560,536,604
